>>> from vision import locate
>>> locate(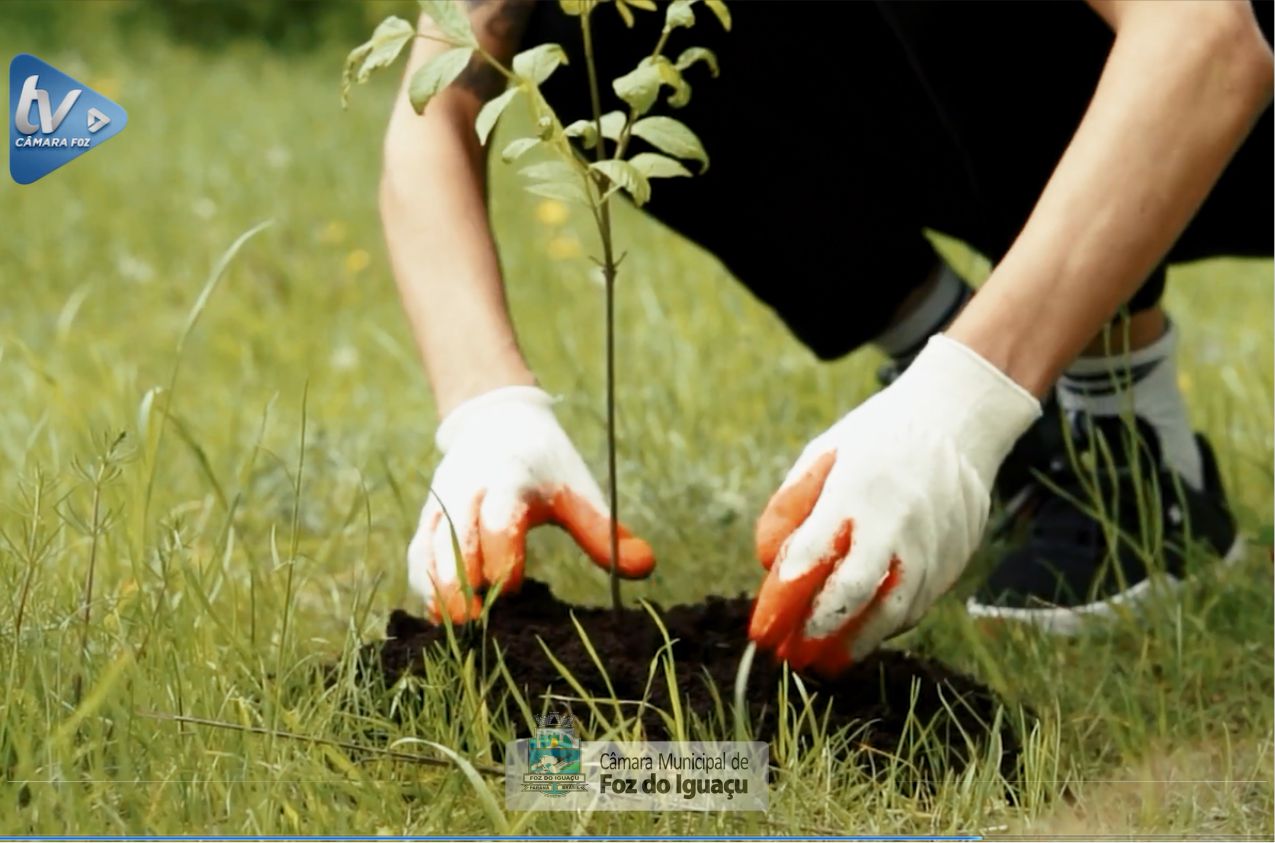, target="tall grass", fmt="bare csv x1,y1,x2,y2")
0,7,1270,836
